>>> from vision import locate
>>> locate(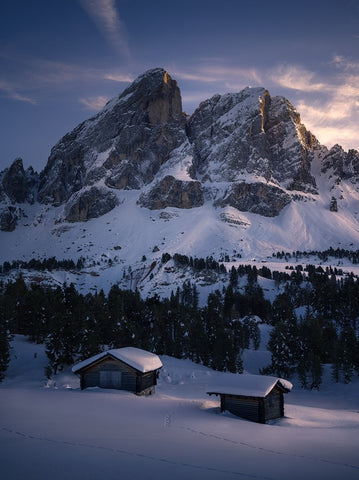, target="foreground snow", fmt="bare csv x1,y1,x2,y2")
1,336,359,480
